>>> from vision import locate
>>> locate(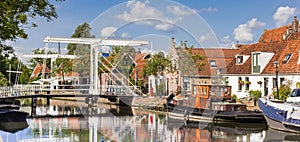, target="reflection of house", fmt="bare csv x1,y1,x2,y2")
30,63,50,79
